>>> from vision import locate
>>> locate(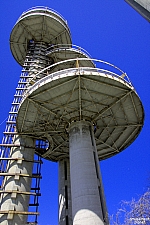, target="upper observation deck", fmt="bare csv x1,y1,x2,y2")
10,7,72,66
